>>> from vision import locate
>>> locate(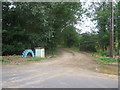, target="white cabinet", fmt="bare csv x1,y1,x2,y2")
35,47,45,58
